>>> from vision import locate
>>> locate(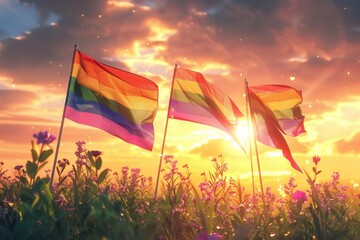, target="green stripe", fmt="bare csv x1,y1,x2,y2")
272,106,303,120
69,77,155,124
172,88,208,107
